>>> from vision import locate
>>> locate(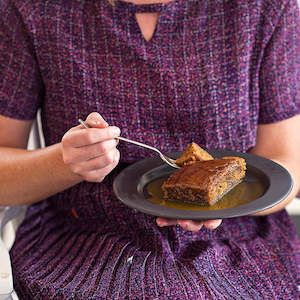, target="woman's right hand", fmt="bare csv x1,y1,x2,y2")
61,112,121,183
